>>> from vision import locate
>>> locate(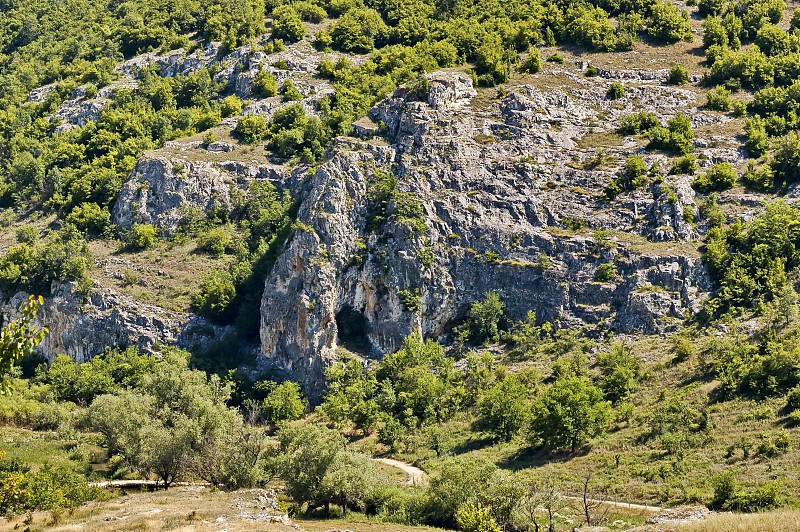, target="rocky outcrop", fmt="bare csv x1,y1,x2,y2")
112,155,249,233
0,282,227,362
258,71,714,396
